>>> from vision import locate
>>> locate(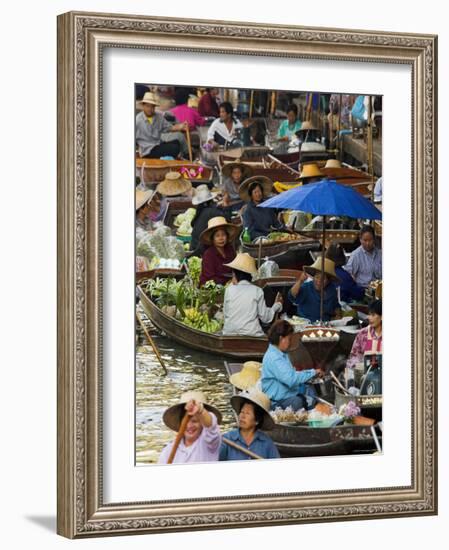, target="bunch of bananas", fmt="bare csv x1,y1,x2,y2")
182,308,222,333
273,181,302,193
